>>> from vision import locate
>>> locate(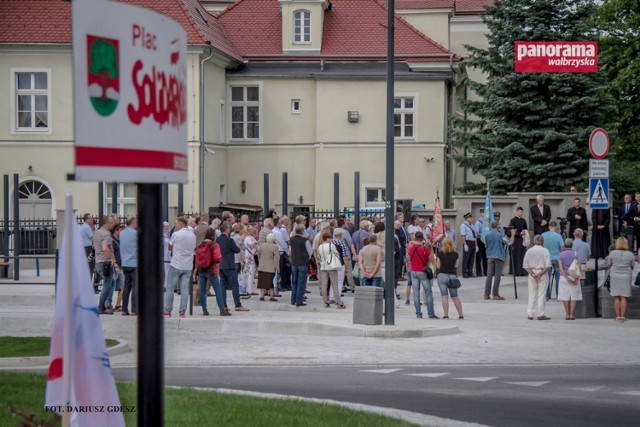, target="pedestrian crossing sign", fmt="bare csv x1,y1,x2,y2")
589,178,609,209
